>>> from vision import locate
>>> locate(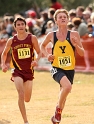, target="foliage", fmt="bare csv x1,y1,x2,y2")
0,0,93,16
59,0,94,10
0,0,32,16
